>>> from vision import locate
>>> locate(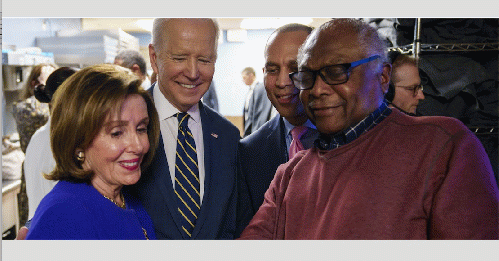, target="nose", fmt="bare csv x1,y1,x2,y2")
308,74,331,98
416,88,425,100
185,58,200,80
126,131,146,154
276,70,293,89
